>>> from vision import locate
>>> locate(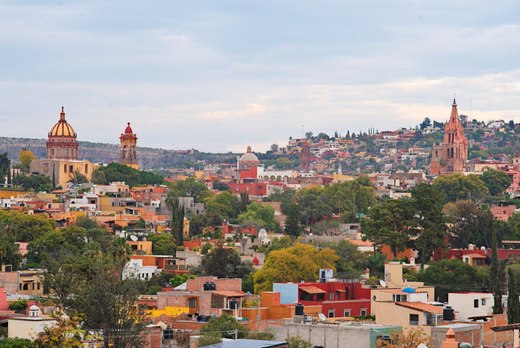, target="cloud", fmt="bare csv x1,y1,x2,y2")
0,1,519,153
